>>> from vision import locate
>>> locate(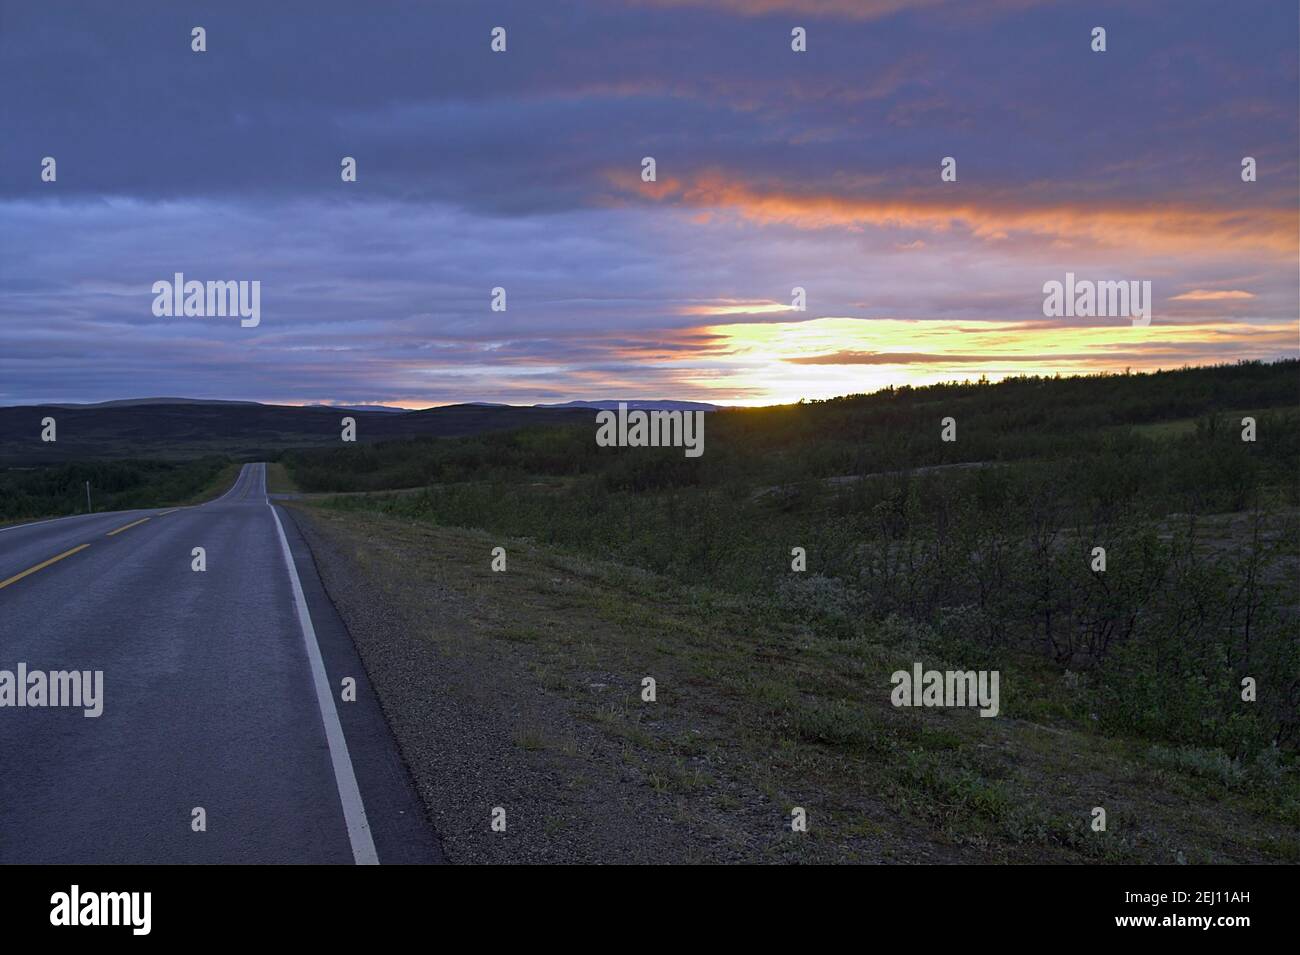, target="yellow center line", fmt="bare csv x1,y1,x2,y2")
0,543,91,591
106,517,151,537
157,508,180,516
